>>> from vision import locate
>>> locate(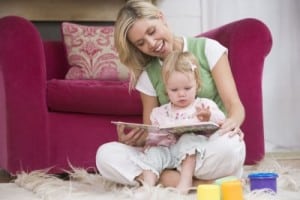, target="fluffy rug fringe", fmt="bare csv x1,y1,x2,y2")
13,158,299,200
245,157,300,192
